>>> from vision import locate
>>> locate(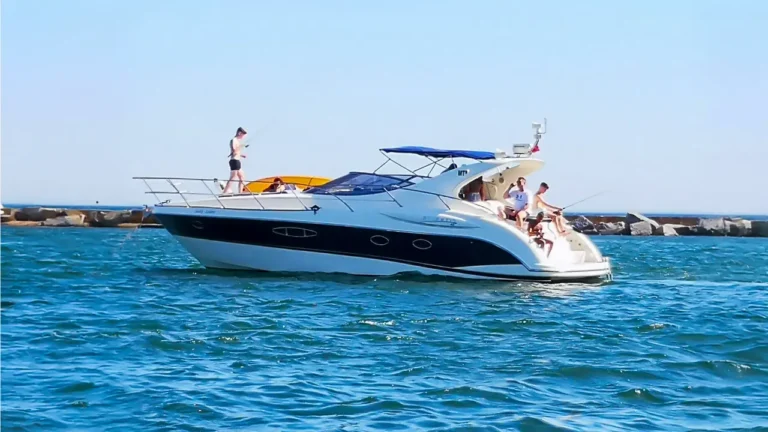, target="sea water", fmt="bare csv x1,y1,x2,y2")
2,227,767,431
